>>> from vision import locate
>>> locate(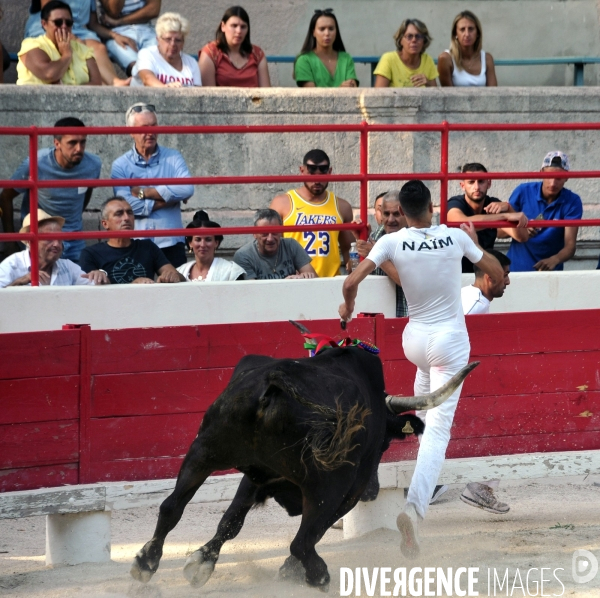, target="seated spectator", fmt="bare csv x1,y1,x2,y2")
355,191,408,317
0,210,108,287
111,103,194,268
23,0,129,85
178,211,245,281
294,8,357,88
447,163,528,273
79,197,184,284
131,12,200,87
374,19,437,88
507,152,582,272
18,0,102,86
0,116,101,263
233,209,318,279
88,0,159,78
199,6,270,87
438,11,497,87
